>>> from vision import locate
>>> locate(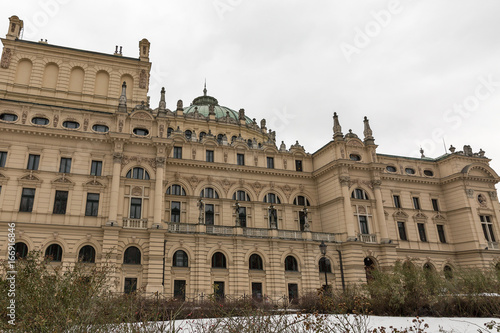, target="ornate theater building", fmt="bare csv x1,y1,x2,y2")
1,16,499,299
